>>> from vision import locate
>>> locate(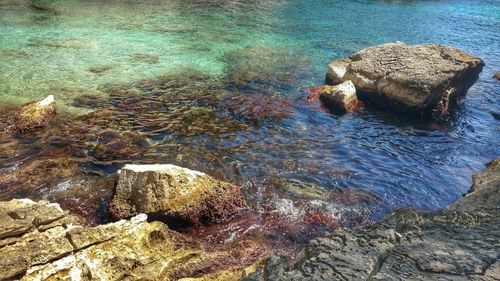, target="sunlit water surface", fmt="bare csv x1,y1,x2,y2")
0,0,499,252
